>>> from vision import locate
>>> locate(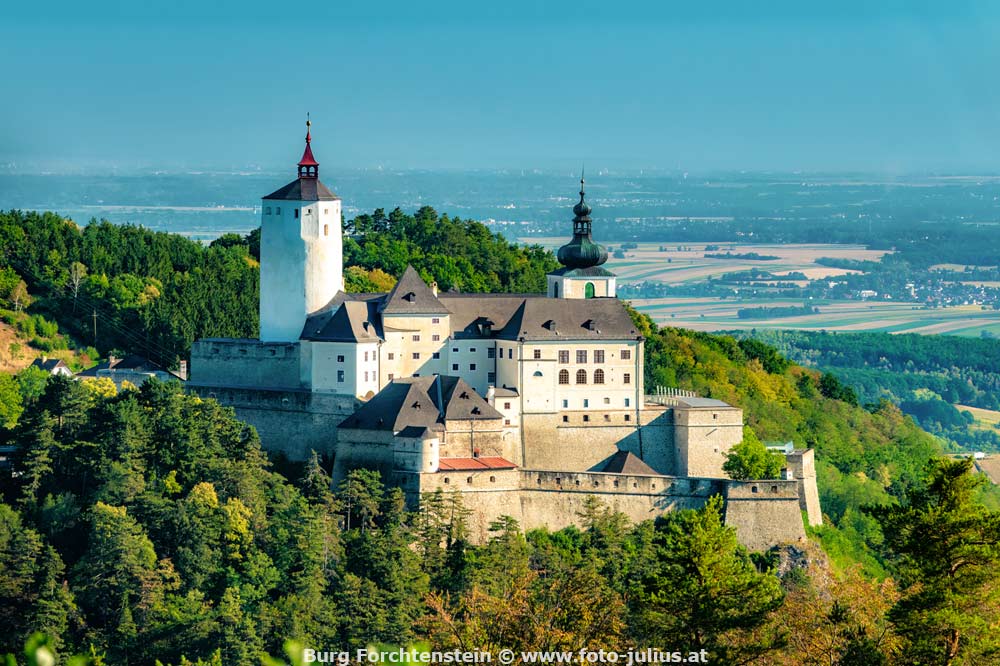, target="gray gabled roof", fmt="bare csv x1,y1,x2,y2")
338,375,502,432
379,265,450,315
601,450,660,475
301,299,382,342
494,297,639,341
263,177,340,201
30,358,68,373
